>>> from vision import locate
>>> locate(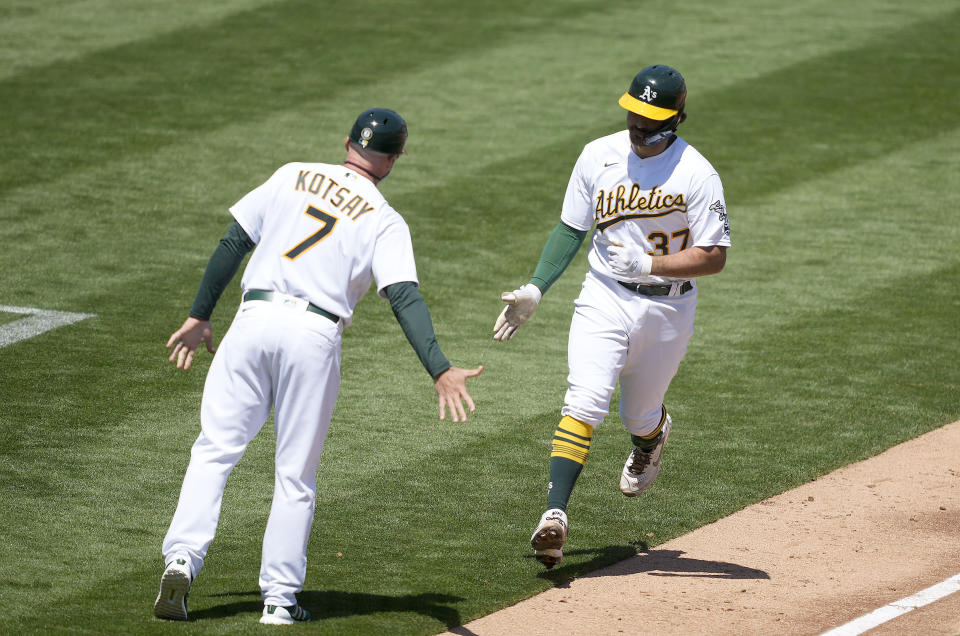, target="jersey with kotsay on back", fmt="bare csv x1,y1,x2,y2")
231,162,419,327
